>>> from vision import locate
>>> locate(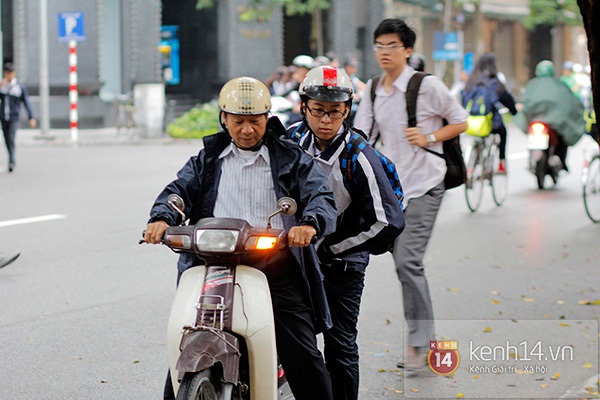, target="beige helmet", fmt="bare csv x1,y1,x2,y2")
299,66,354,103
218,77,271,115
